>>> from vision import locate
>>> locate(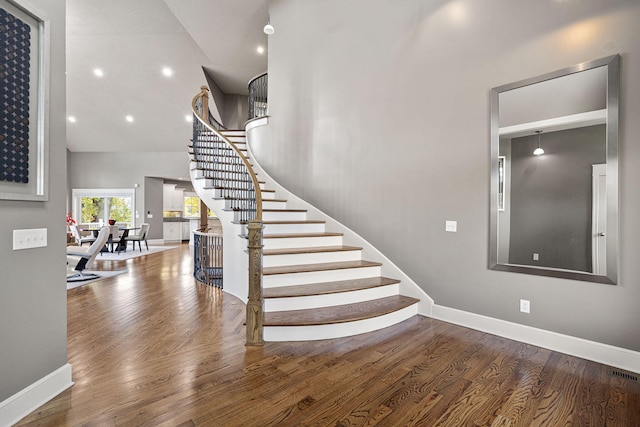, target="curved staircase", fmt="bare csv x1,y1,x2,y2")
190,93,423,342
